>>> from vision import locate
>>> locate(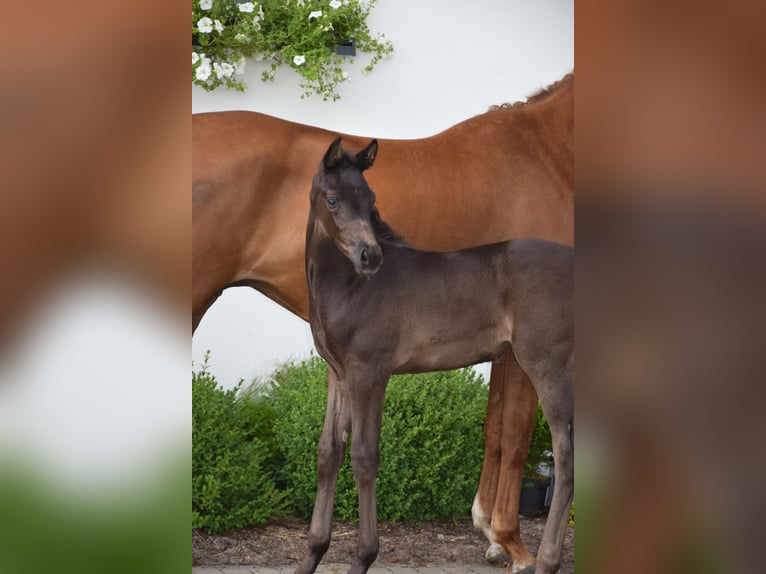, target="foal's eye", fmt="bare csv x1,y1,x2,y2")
326,197,337,208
